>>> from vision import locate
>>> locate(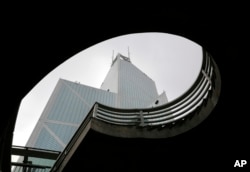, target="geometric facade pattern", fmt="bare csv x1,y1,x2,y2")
26,53,168,152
